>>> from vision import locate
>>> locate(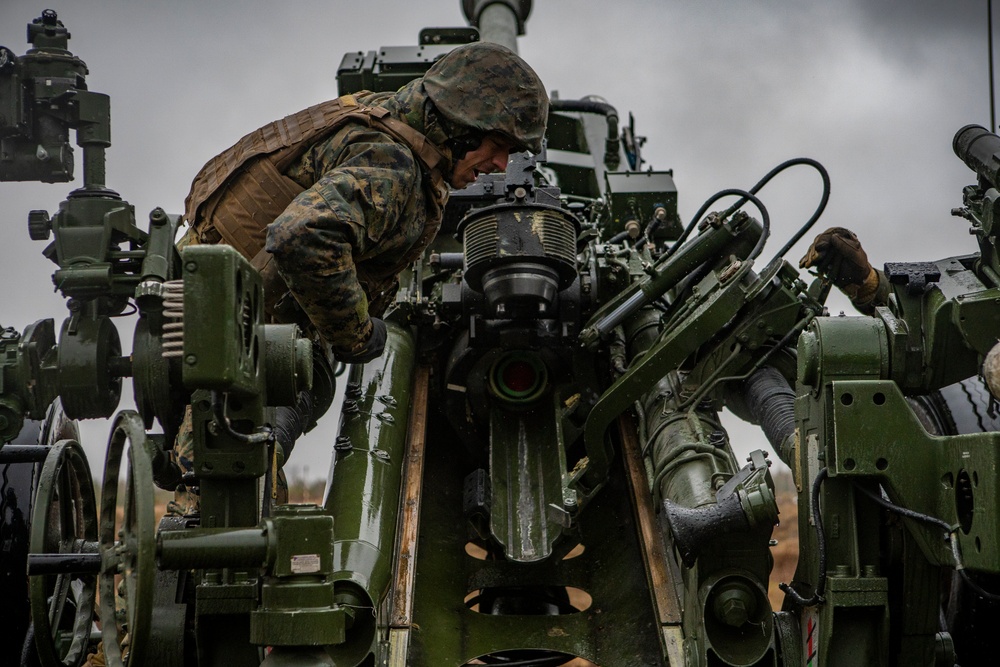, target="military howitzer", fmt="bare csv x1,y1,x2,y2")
0,4,677,665
7,3,1000,667
0,11,322,666
638,119,1000,667
325,6,837,661
774,124,1000,666
588,116,1000,666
